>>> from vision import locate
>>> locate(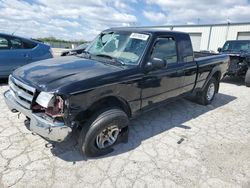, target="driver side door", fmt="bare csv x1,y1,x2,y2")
140,37,184,109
